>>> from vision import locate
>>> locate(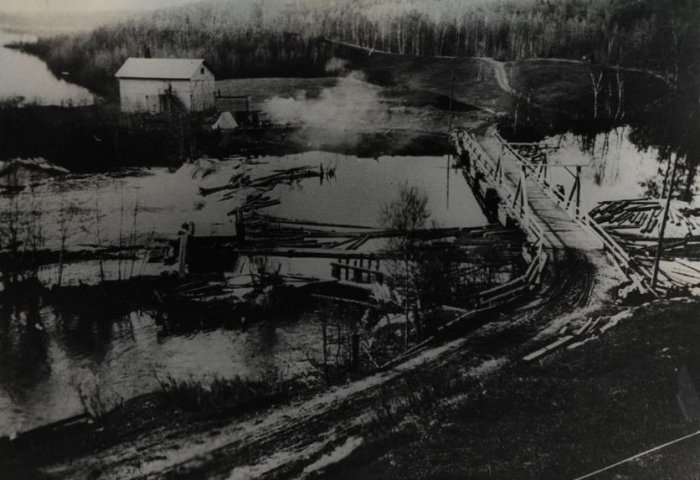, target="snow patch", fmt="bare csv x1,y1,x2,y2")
600,309,632,333
227,449,301,480
302,437,364,475
567,336,597,350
